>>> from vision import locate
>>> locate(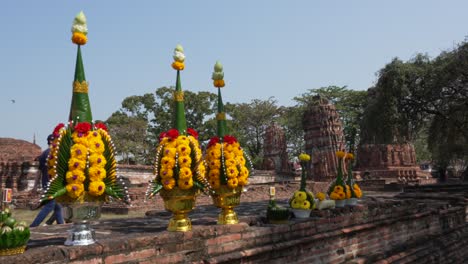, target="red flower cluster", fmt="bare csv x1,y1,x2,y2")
94,122,108,131
74,122,92,134
159,132,167,142
208,136,219,148
223,135,237,144
187,128,198,139
53,123,65,137
166,129,179,140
